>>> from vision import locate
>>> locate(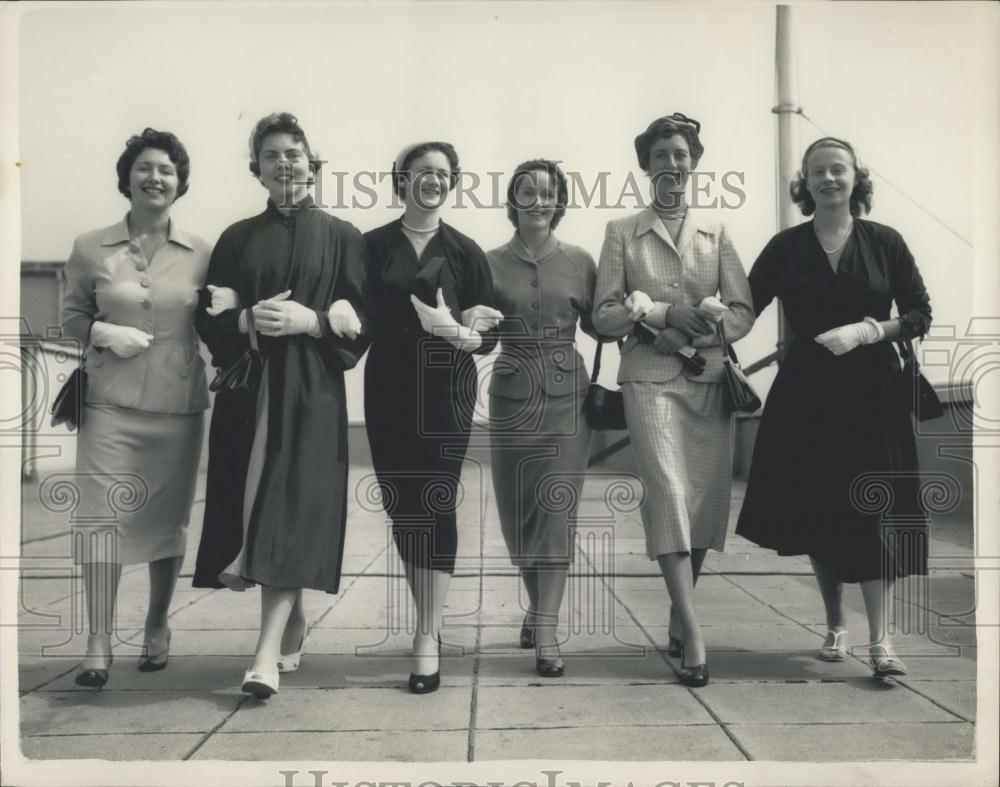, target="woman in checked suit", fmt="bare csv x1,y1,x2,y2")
592,113,754,686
